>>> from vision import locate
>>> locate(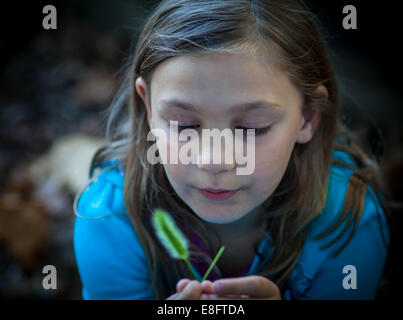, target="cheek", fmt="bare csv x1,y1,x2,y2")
163,163,187,187
251,135,296,195
251,159,287,196
161,138,192,194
